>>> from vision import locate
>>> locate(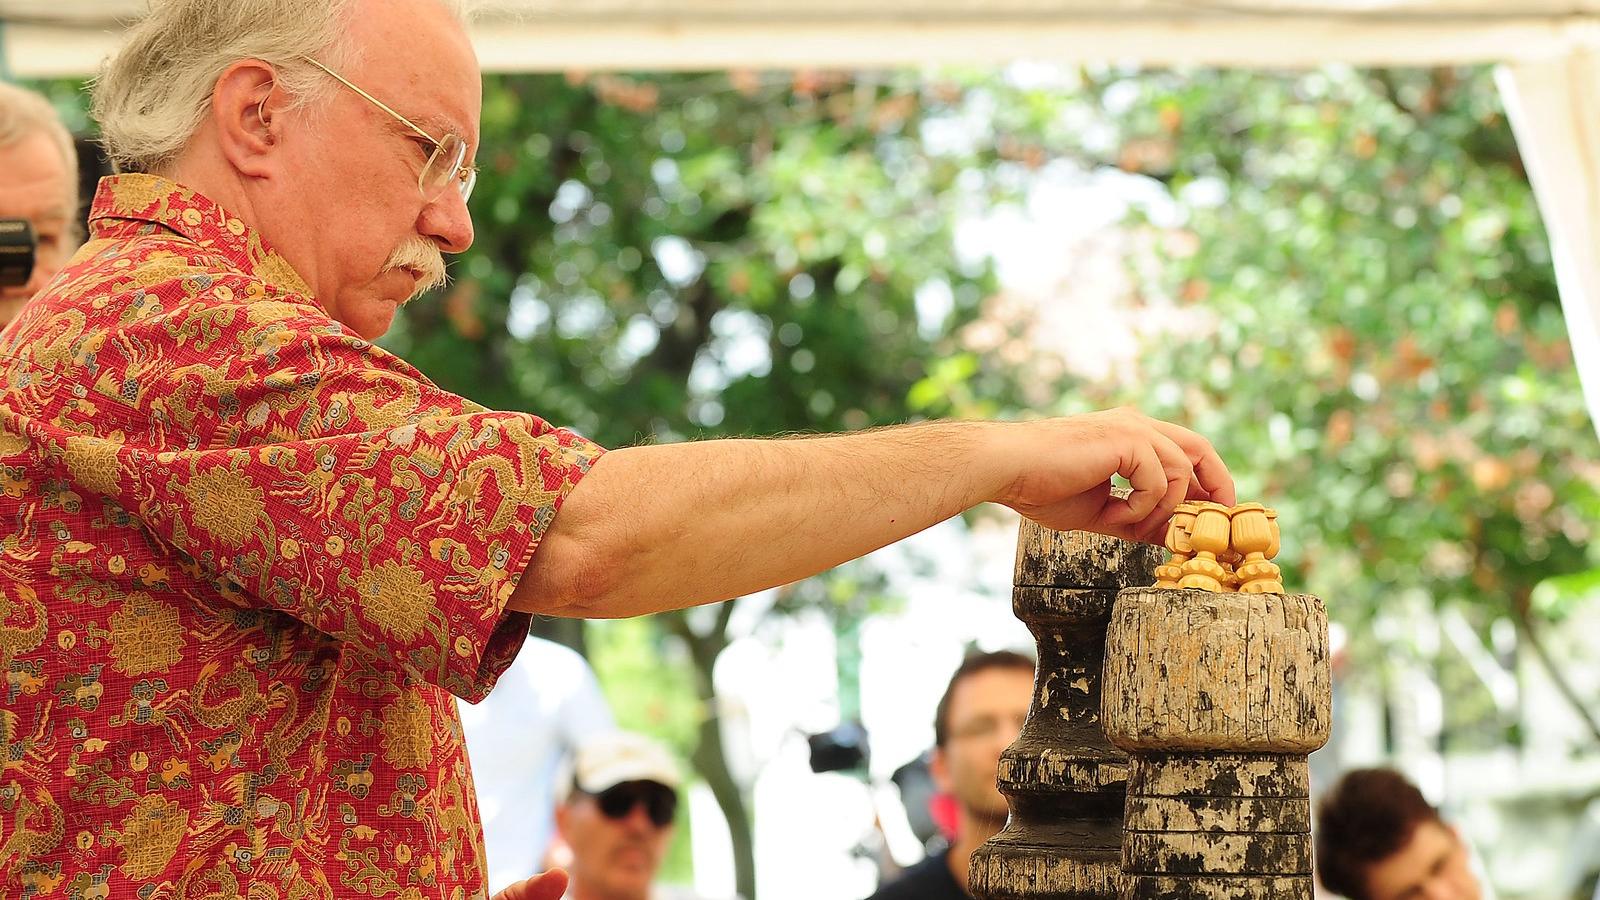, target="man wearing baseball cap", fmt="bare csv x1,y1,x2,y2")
556,732,712,900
